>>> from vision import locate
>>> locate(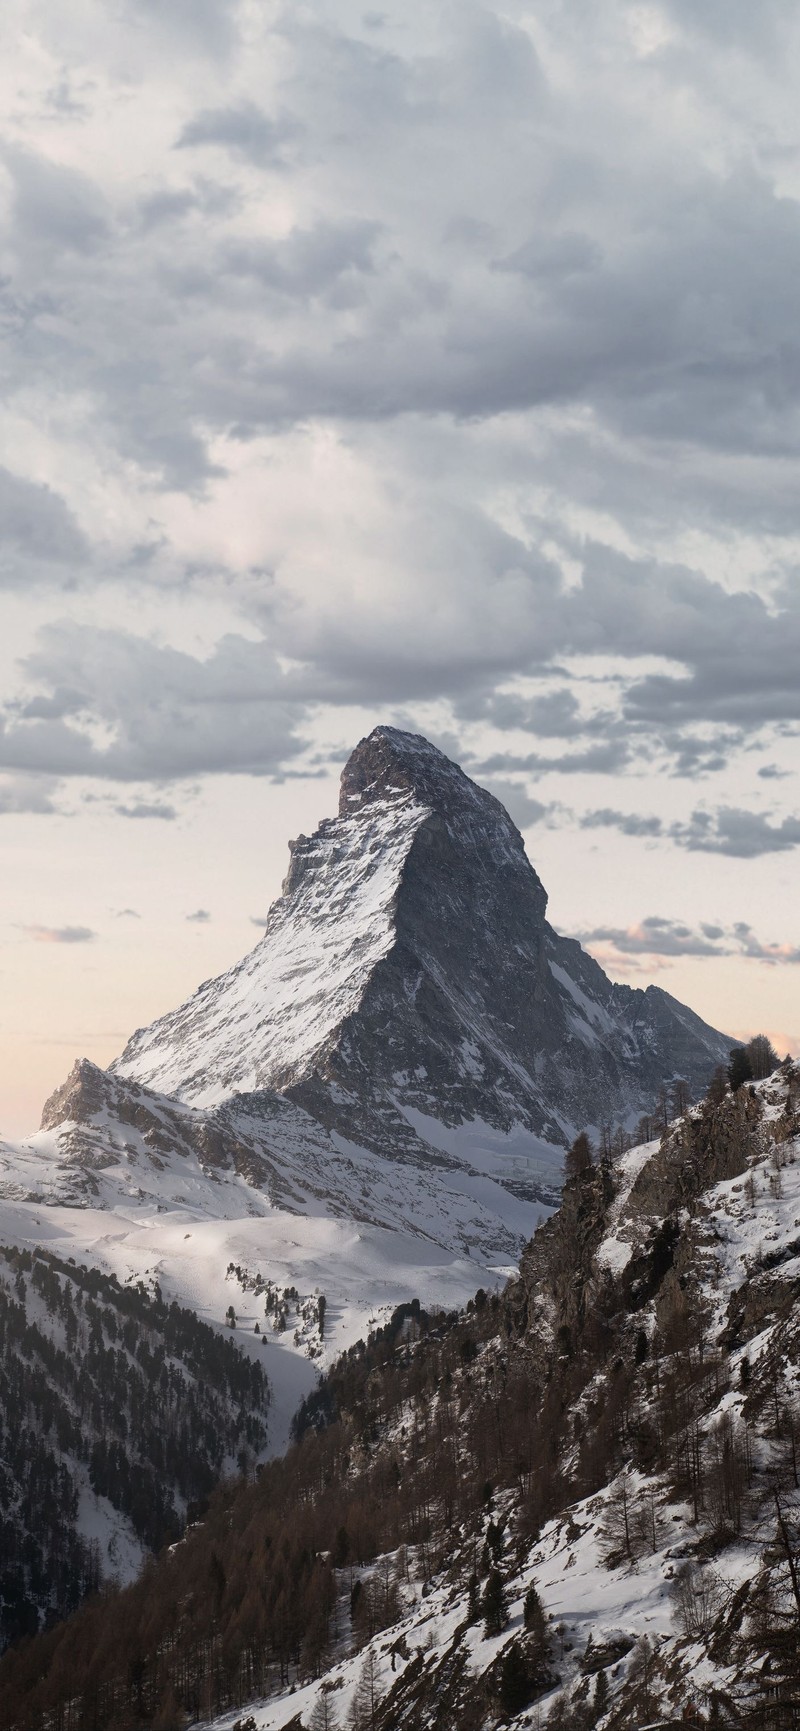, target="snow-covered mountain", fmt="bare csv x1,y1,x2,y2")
115,725,729,1163
0,726,731,1454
